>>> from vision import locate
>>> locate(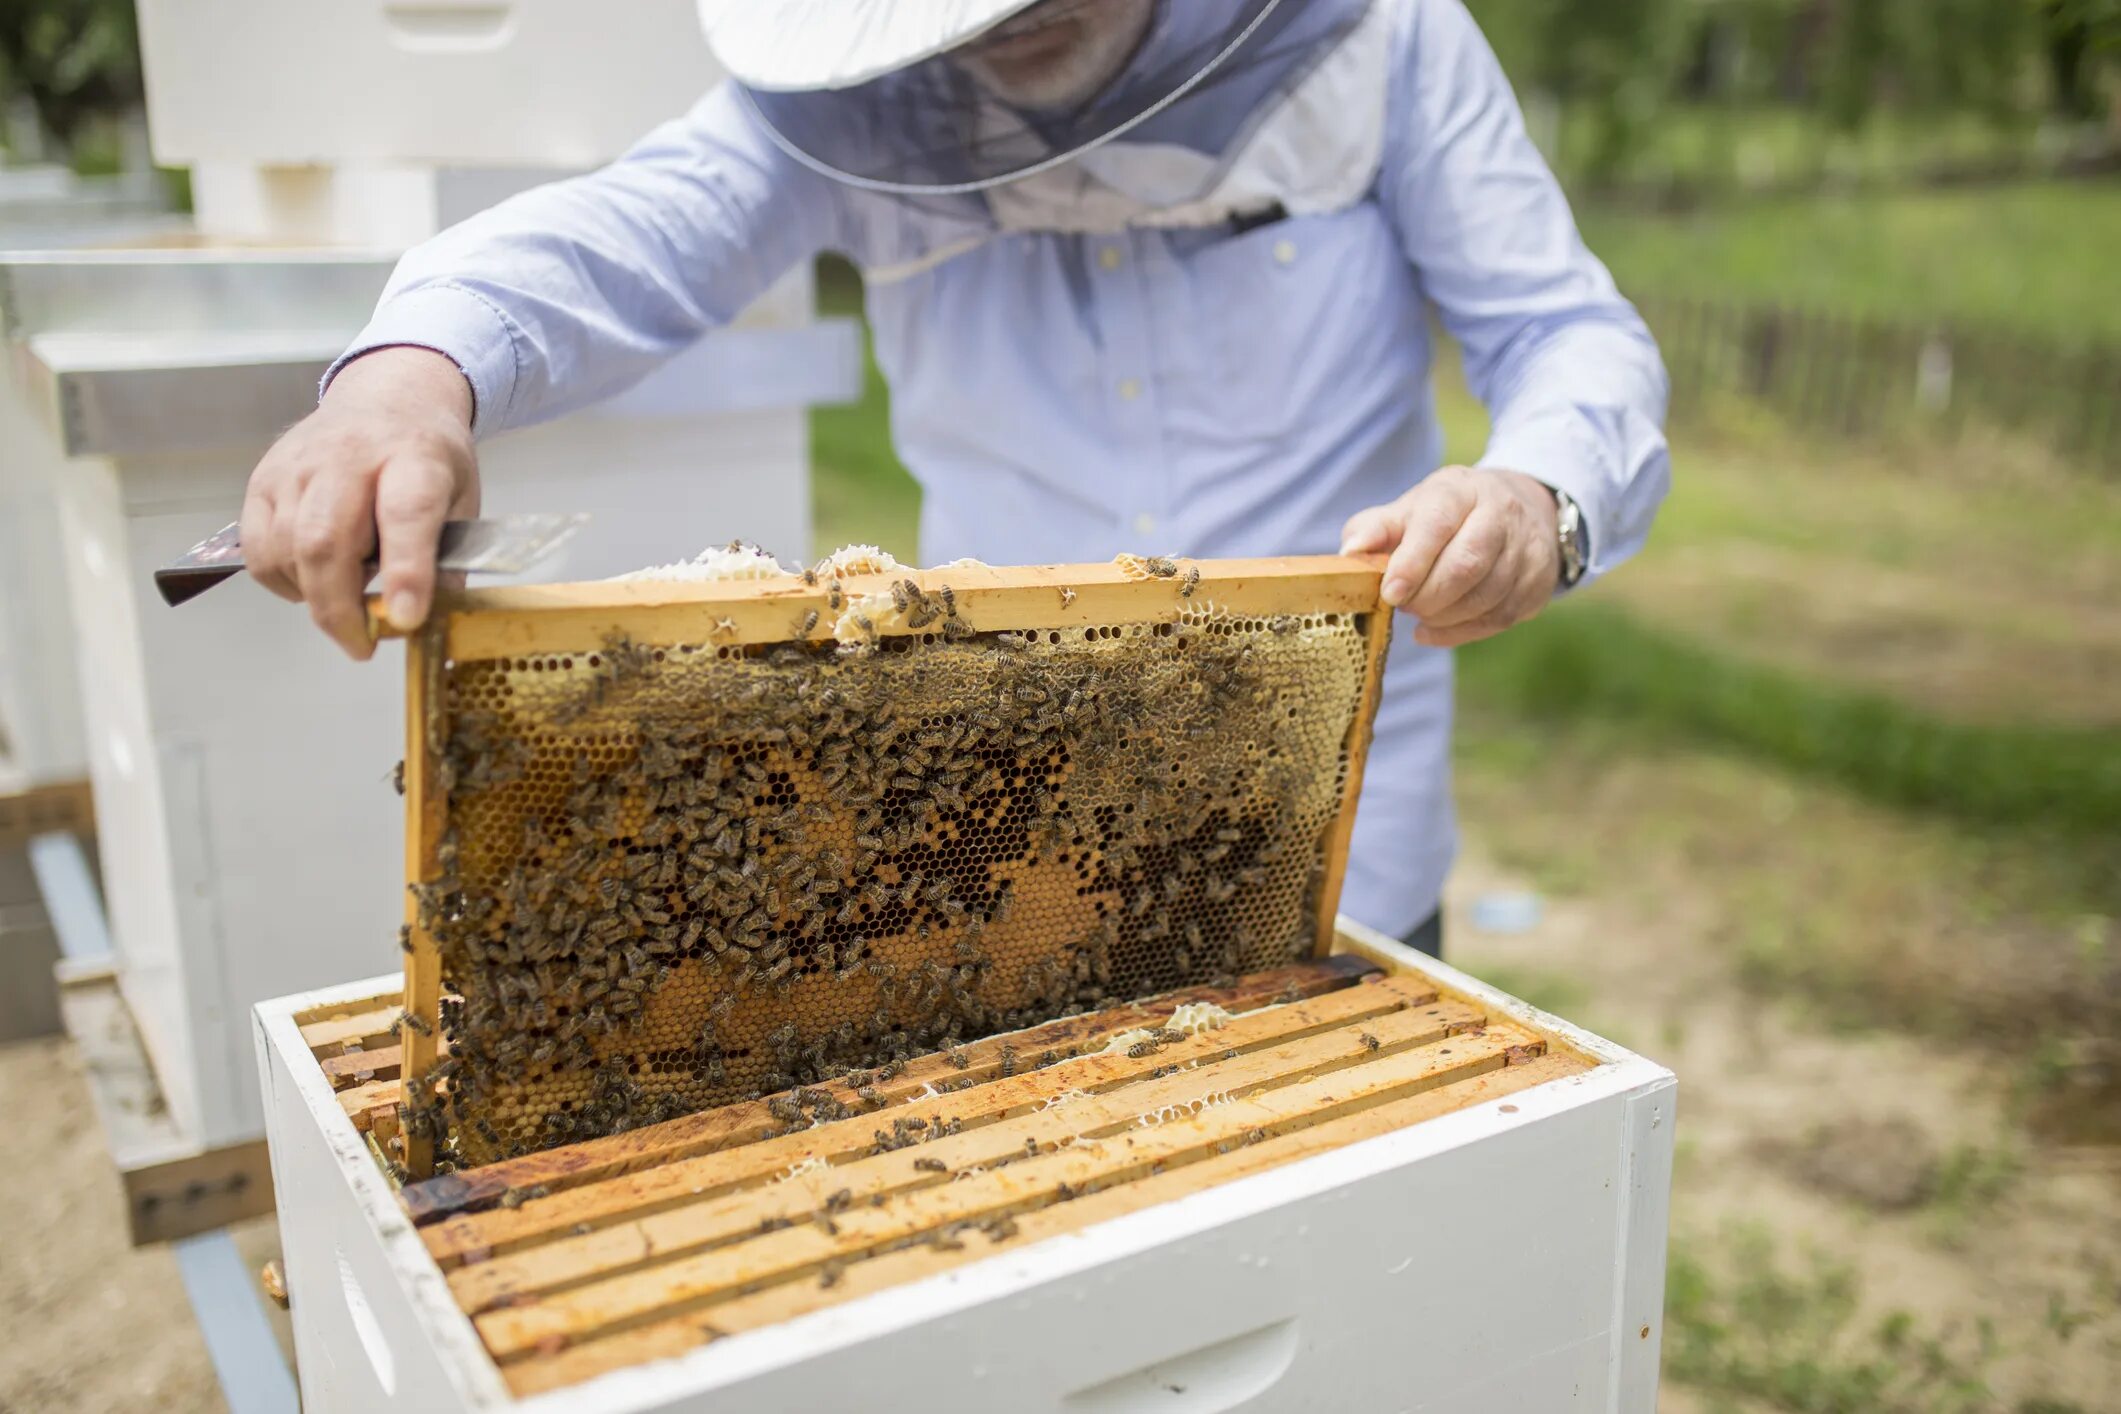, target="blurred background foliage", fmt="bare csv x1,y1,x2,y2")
1476,0,2117,192
0,0,139,165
